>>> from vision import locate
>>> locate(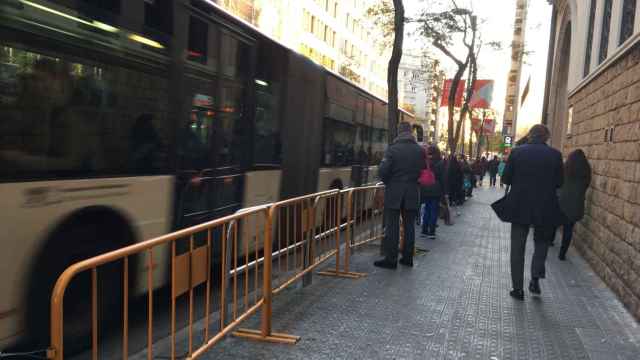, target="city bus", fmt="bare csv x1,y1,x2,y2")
0,0,418,349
